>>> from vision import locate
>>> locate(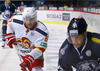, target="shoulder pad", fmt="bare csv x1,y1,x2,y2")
36,21,48,36
13,19,23,25
88,32,100,44
91,37,100,44
12,15,23,25
87,32,100,39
